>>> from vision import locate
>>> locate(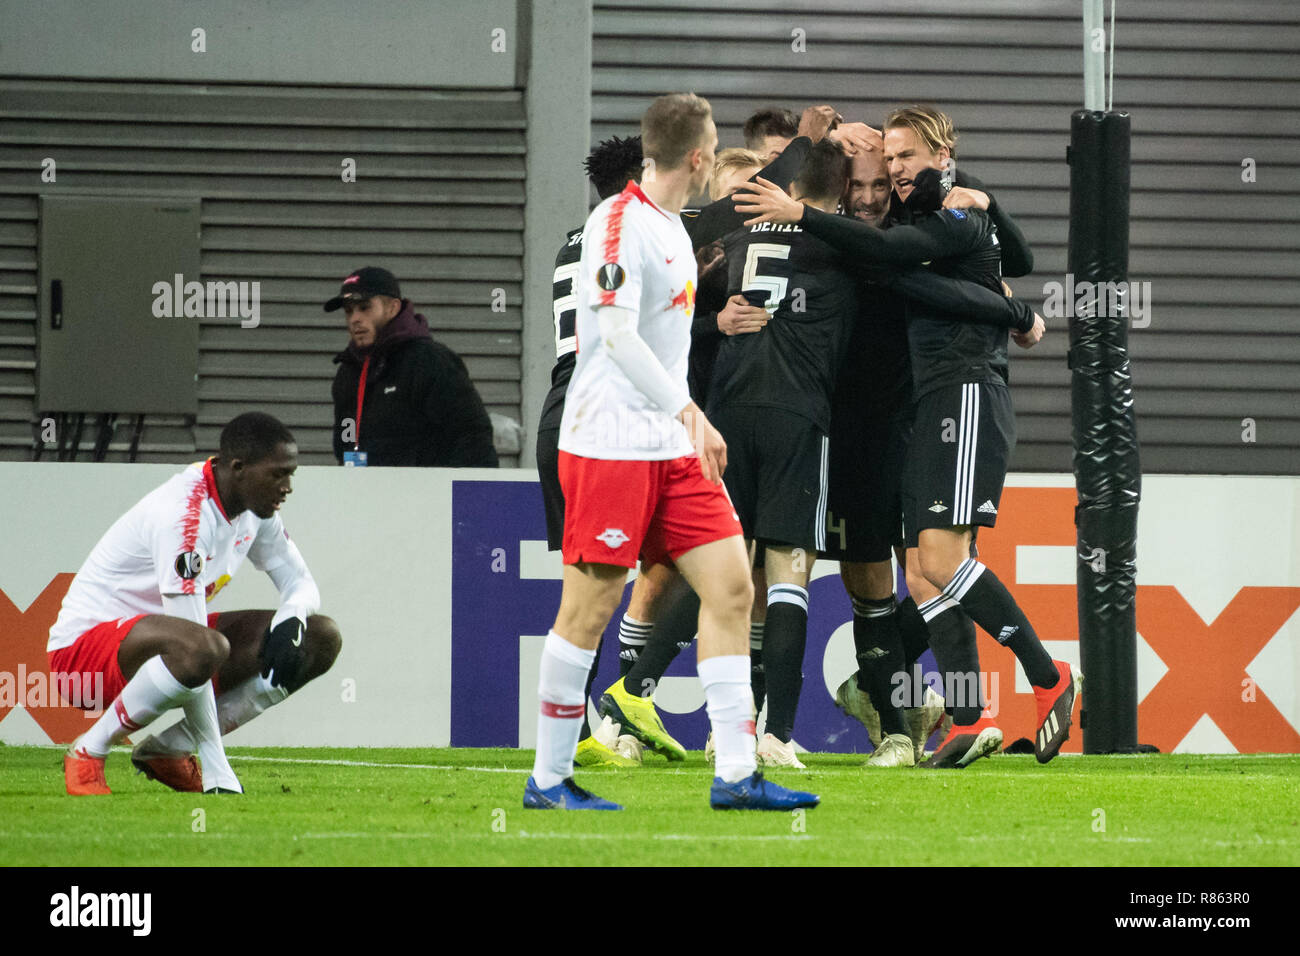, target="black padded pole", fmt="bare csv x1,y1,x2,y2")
1067,110,1140,753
